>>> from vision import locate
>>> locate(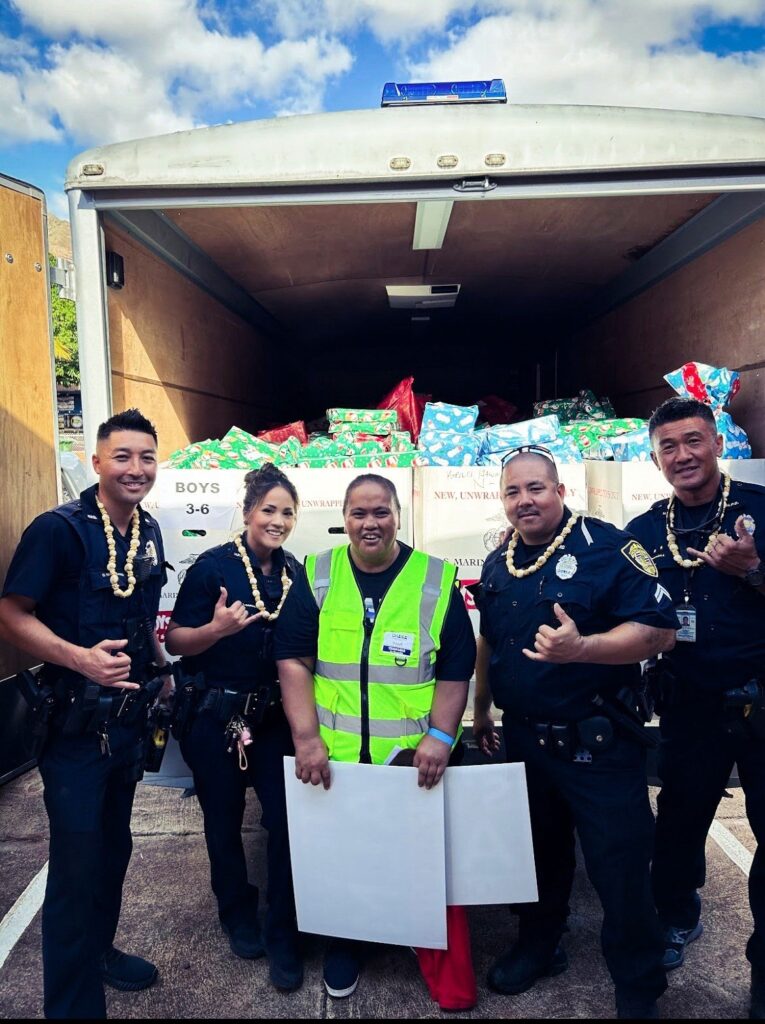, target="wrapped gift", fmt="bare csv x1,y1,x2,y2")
477,415,561,460
664,361,751,458
418,429,481,466
609,427,653,462
326,408,398,430
257,420,309,445
421,402,479,435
